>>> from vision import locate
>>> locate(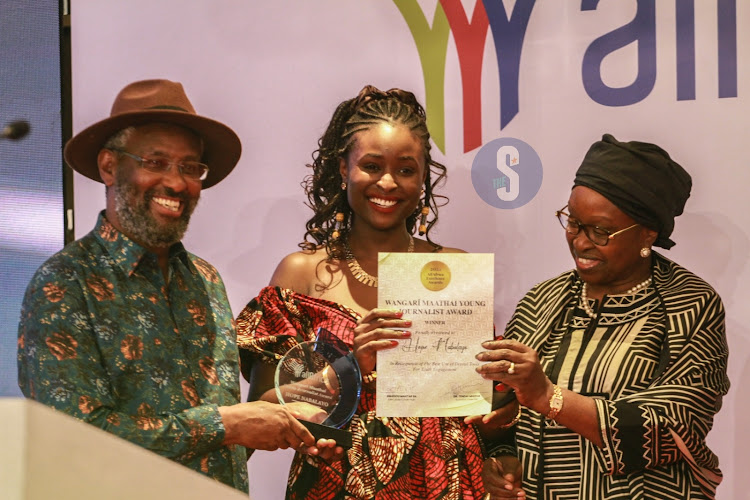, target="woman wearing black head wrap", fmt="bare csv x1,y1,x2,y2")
477,134,729,499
